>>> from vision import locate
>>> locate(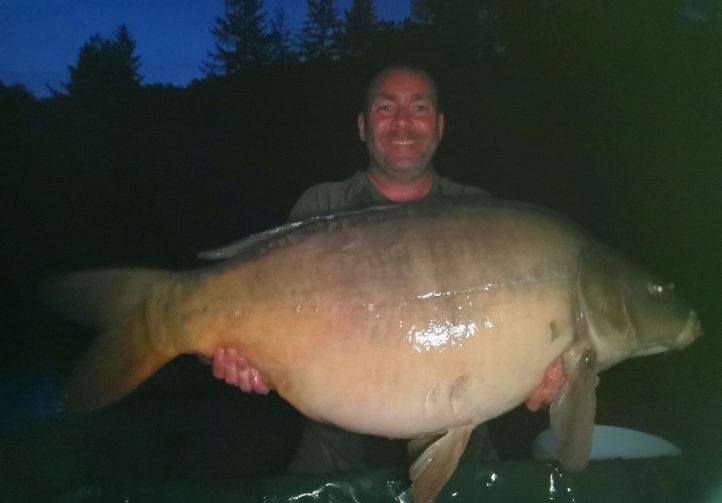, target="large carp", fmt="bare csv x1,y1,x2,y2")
42,197,701,503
